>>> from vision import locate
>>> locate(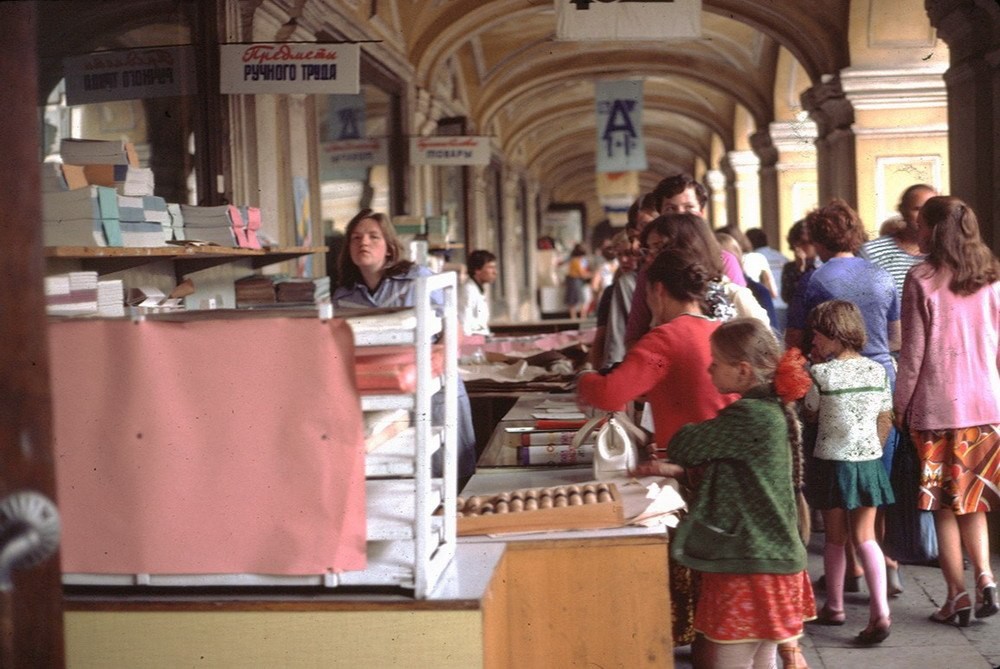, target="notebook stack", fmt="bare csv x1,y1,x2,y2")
178,204,238,246
41,185,121,247
117,195,171,246
45,271,98,317
234,275,276,307
275,278,320,304
60,138,138,166
97,279,126,317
